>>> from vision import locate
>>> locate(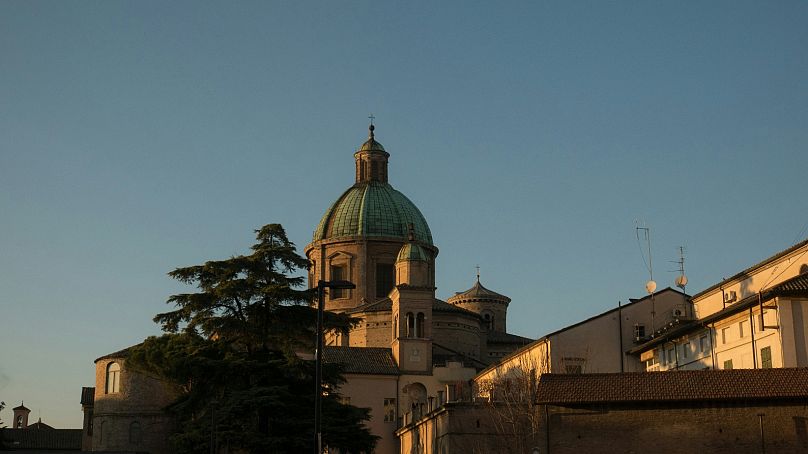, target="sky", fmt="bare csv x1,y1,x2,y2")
1,1,807,428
